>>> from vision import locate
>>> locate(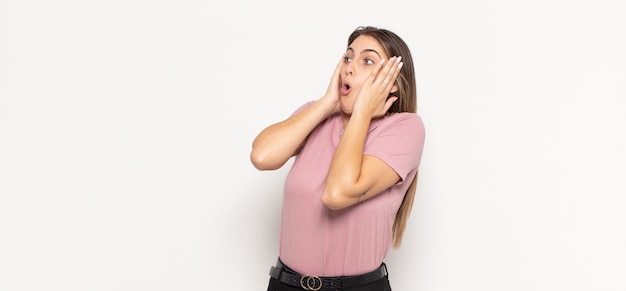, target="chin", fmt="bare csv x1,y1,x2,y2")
339,97,354,114
339,103,353,115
